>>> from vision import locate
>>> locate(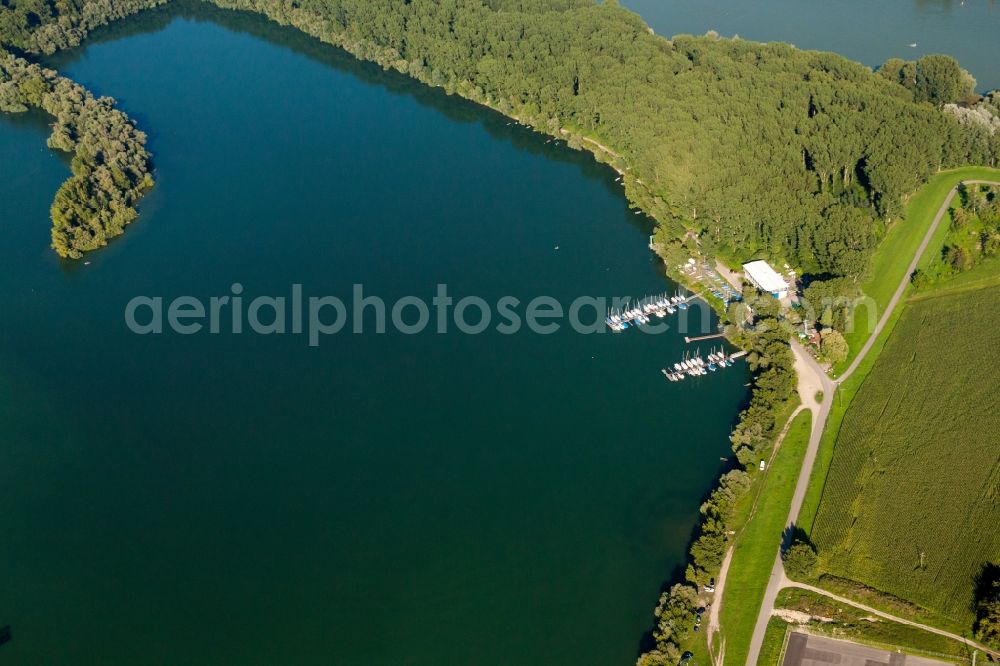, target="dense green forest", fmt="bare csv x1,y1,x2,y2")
169,0,1000,279
0,0,165,54
0,52,153,256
